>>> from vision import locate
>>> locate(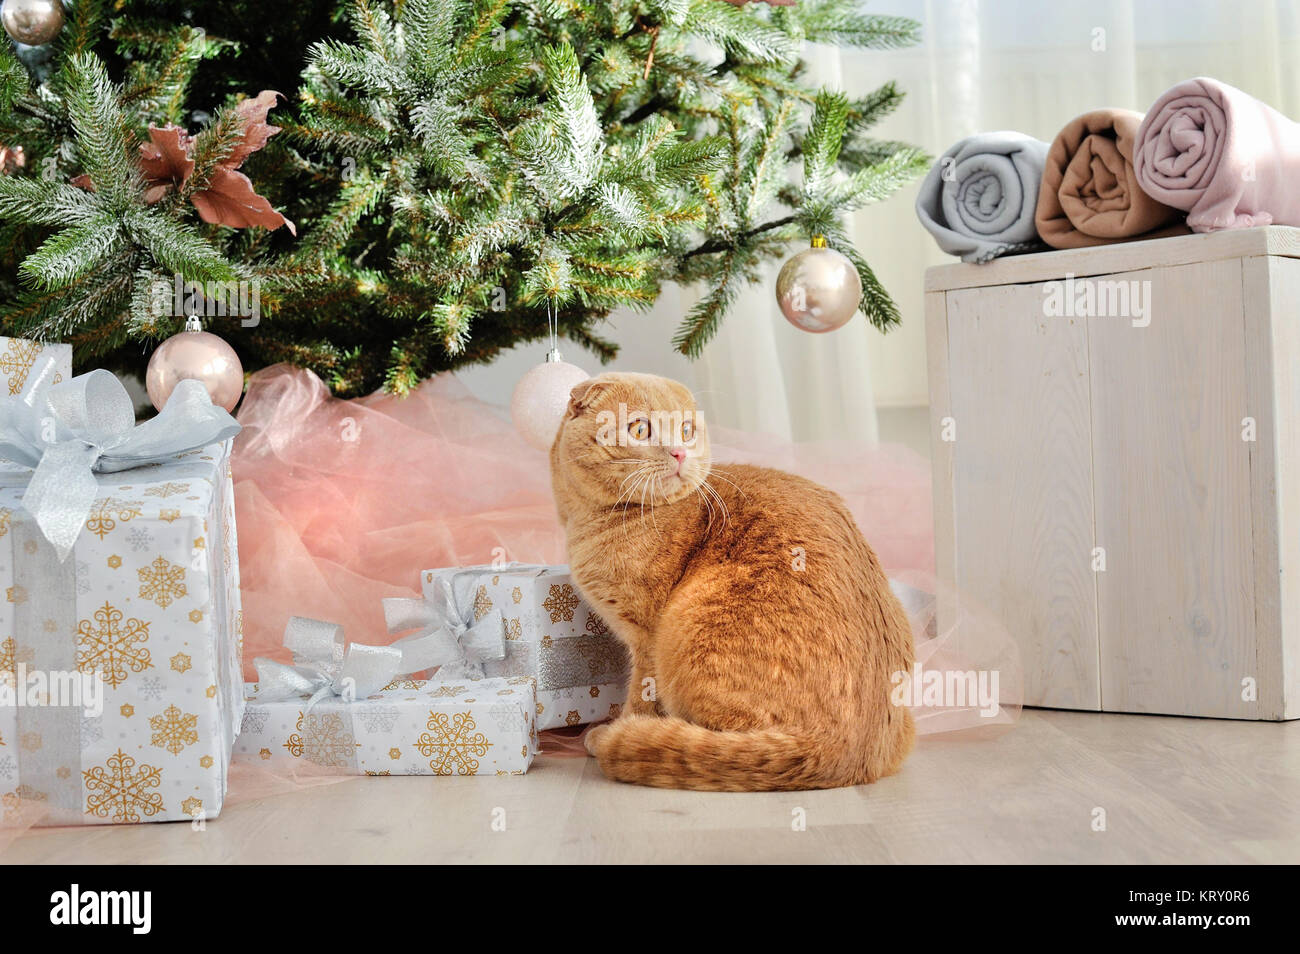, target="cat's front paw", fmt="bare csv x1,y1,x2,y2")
584,723,610,757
